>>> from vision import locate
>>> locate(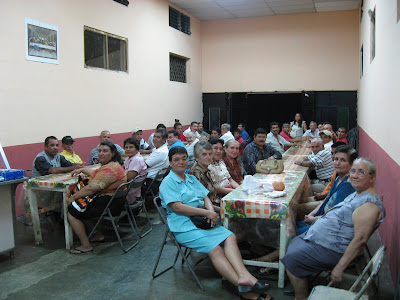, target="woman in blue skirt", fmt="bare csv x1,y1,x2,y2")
159,146,271,300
